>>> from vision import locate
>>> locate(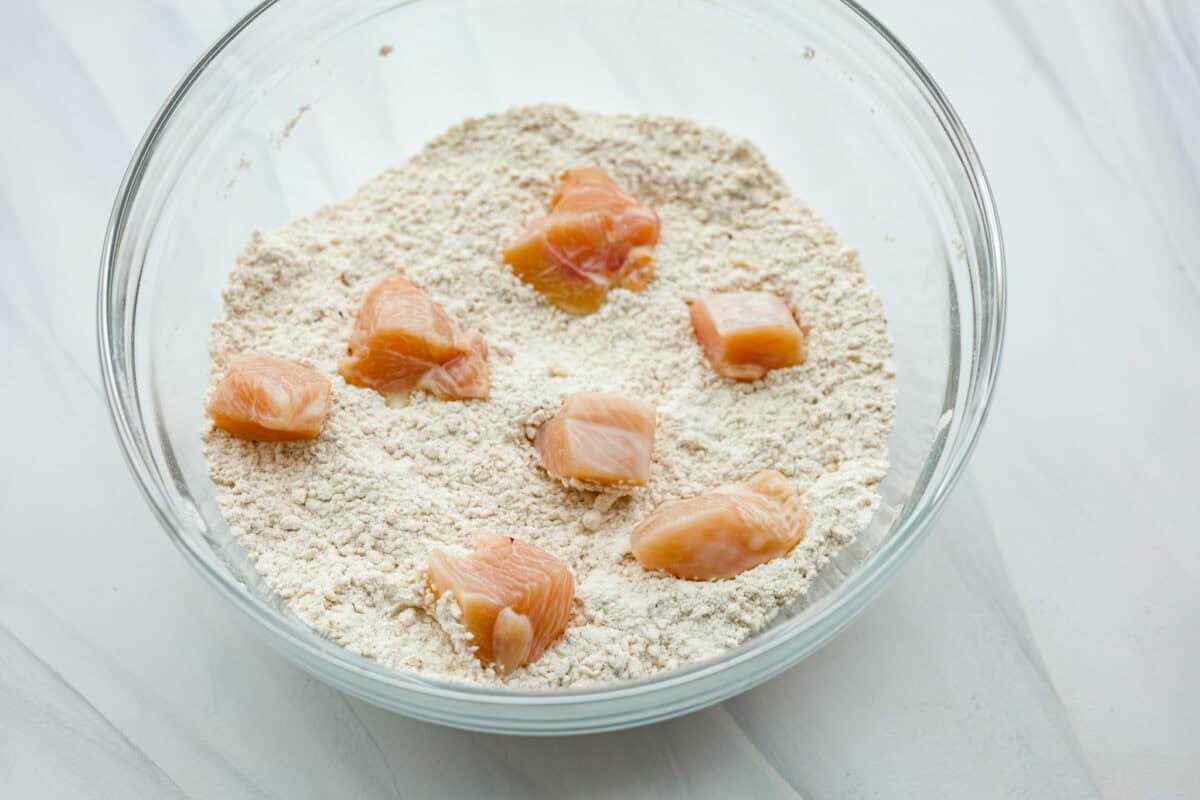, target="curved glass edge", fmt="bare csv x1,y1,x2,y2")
97,0,1006,734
